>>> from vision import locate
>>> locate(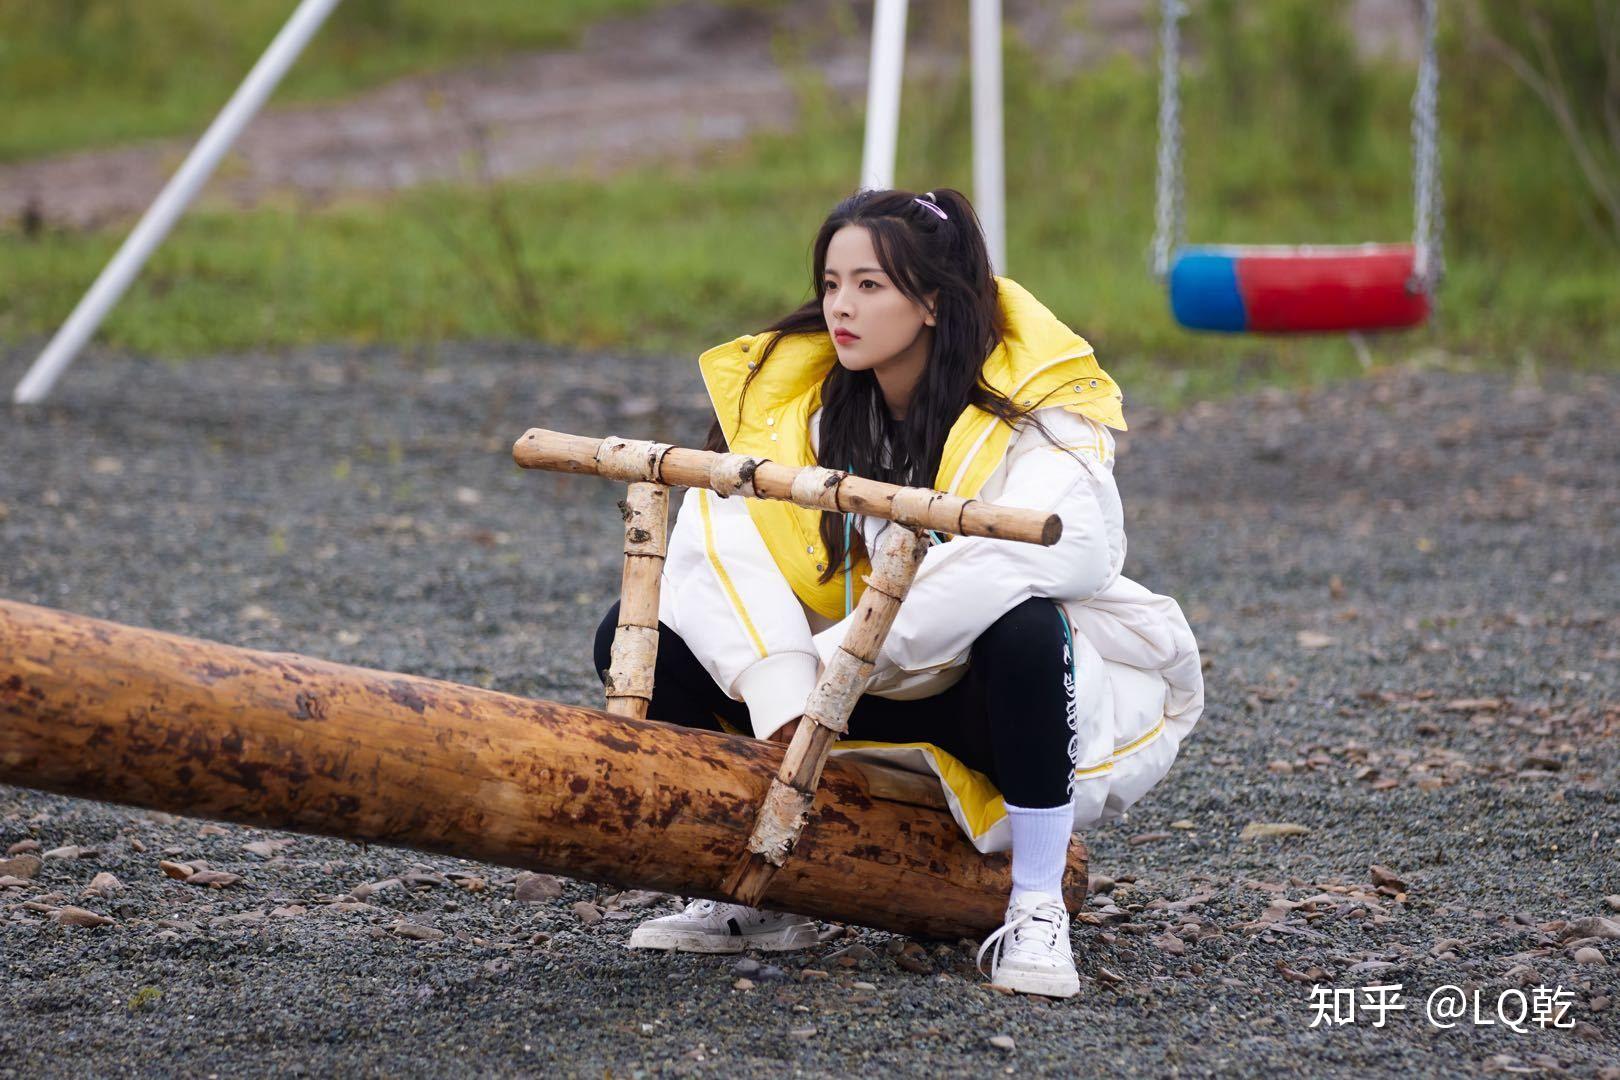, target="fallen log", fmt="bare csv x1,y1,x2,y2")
0,599,1085,938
